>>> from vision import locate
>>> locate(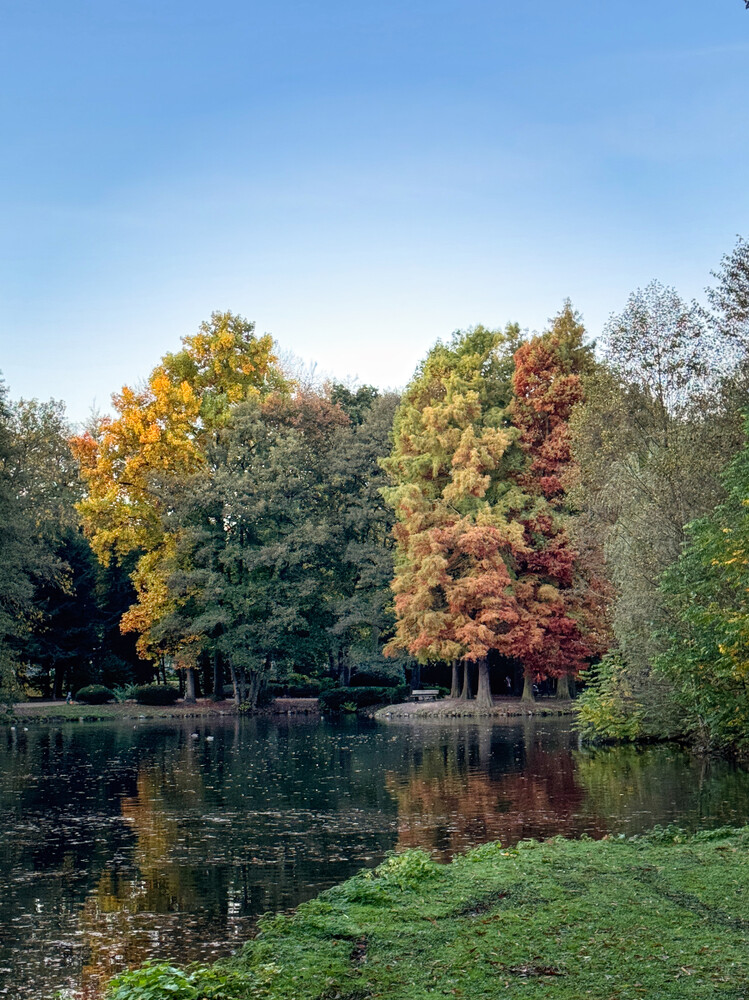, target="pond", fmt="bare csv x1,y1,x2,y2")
2,715,749,999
